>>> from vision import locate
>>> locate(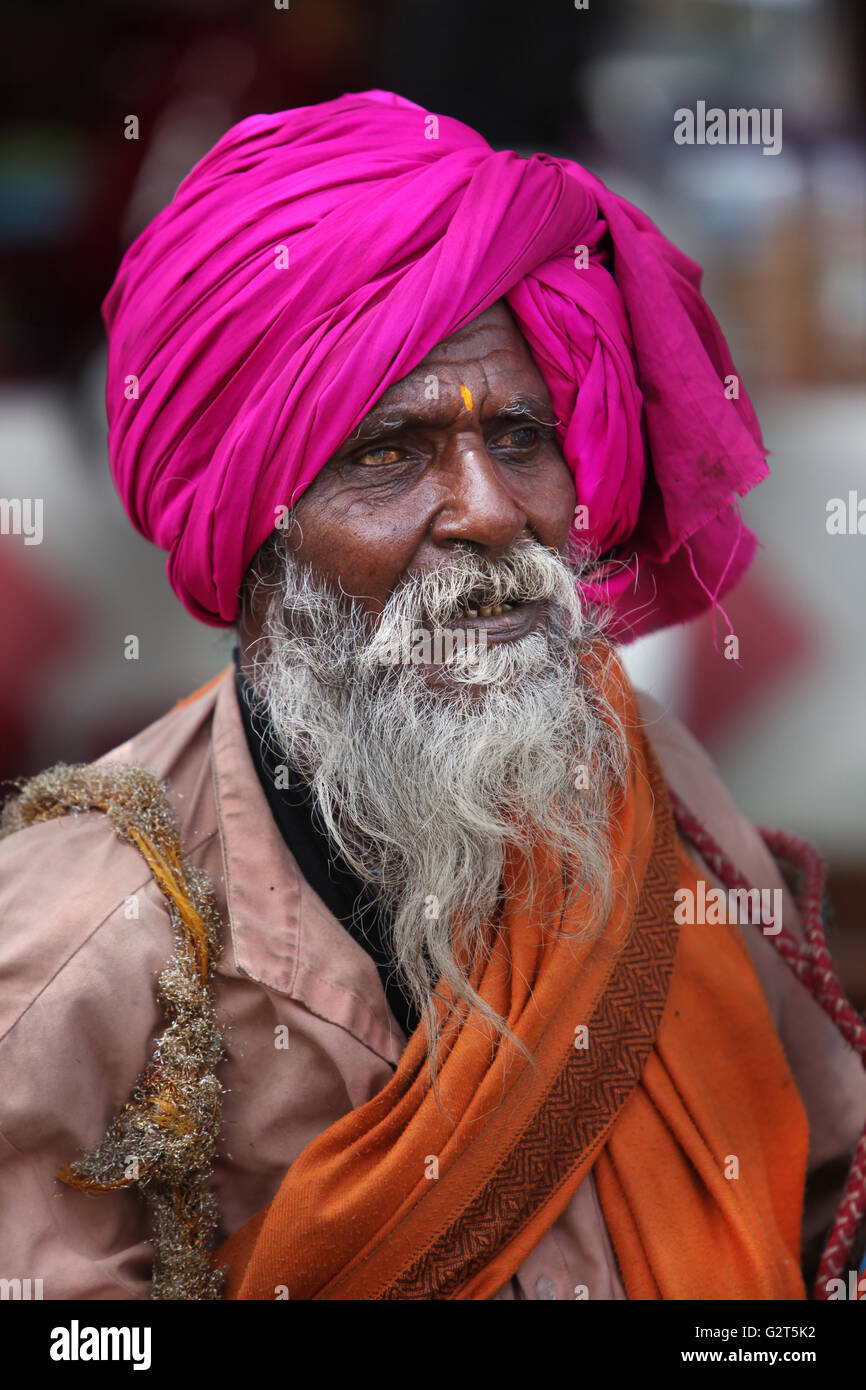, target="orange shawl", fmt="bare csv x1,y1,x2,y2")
216,657,808,1300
